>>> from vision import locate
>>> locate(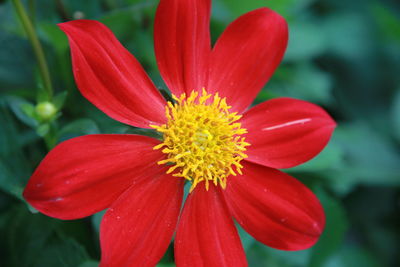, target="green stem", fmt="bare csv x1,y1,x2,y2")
12,0,53,100
28,0,36,25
